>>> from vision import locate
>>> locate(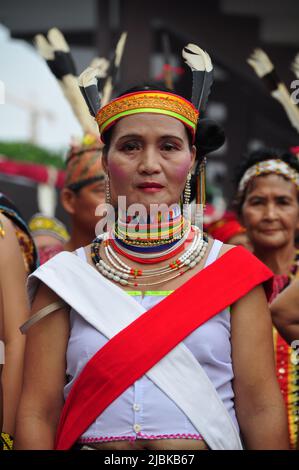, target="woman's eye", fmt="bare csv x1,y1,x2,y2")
161,143,178,151
277,198,290,205
122,142,140,151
